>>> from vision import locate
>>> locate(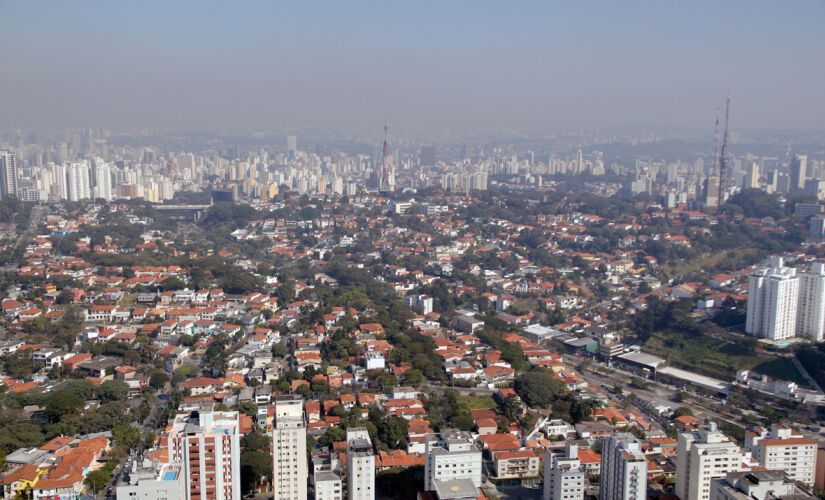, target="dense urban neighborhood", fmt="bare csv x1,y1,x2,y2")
1,130,825,500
